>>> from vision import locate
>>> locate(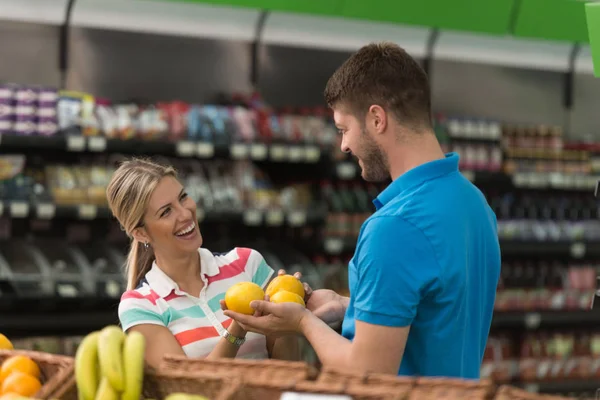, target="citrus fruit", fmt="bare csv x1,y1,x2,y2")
265,274,304,299
0,393,24,400
270,290,306,307
1,371,41,397
0,335,13,351
0,356,40,385
225,282,265,315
